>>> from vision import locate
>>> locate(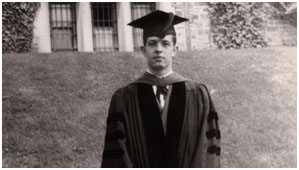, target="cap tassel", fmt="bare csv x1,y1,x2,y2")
161,12,175,35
